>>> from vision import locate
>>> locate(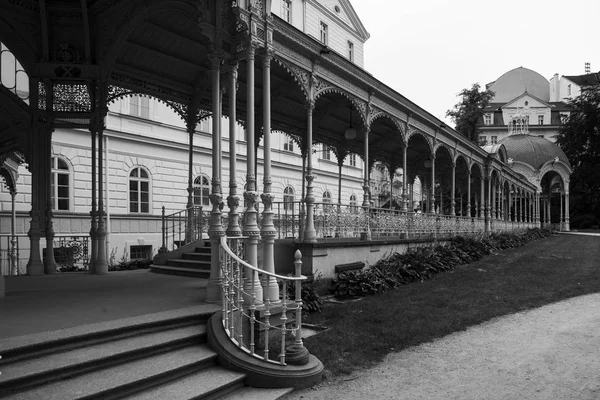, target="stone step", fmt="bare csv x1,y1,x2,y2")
0,306,217,365
0,325,205,394
219,386,294,400
182,252,211,262
151,265,211,278
122,366,246,400
167,259,211,269
3,346,218,400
